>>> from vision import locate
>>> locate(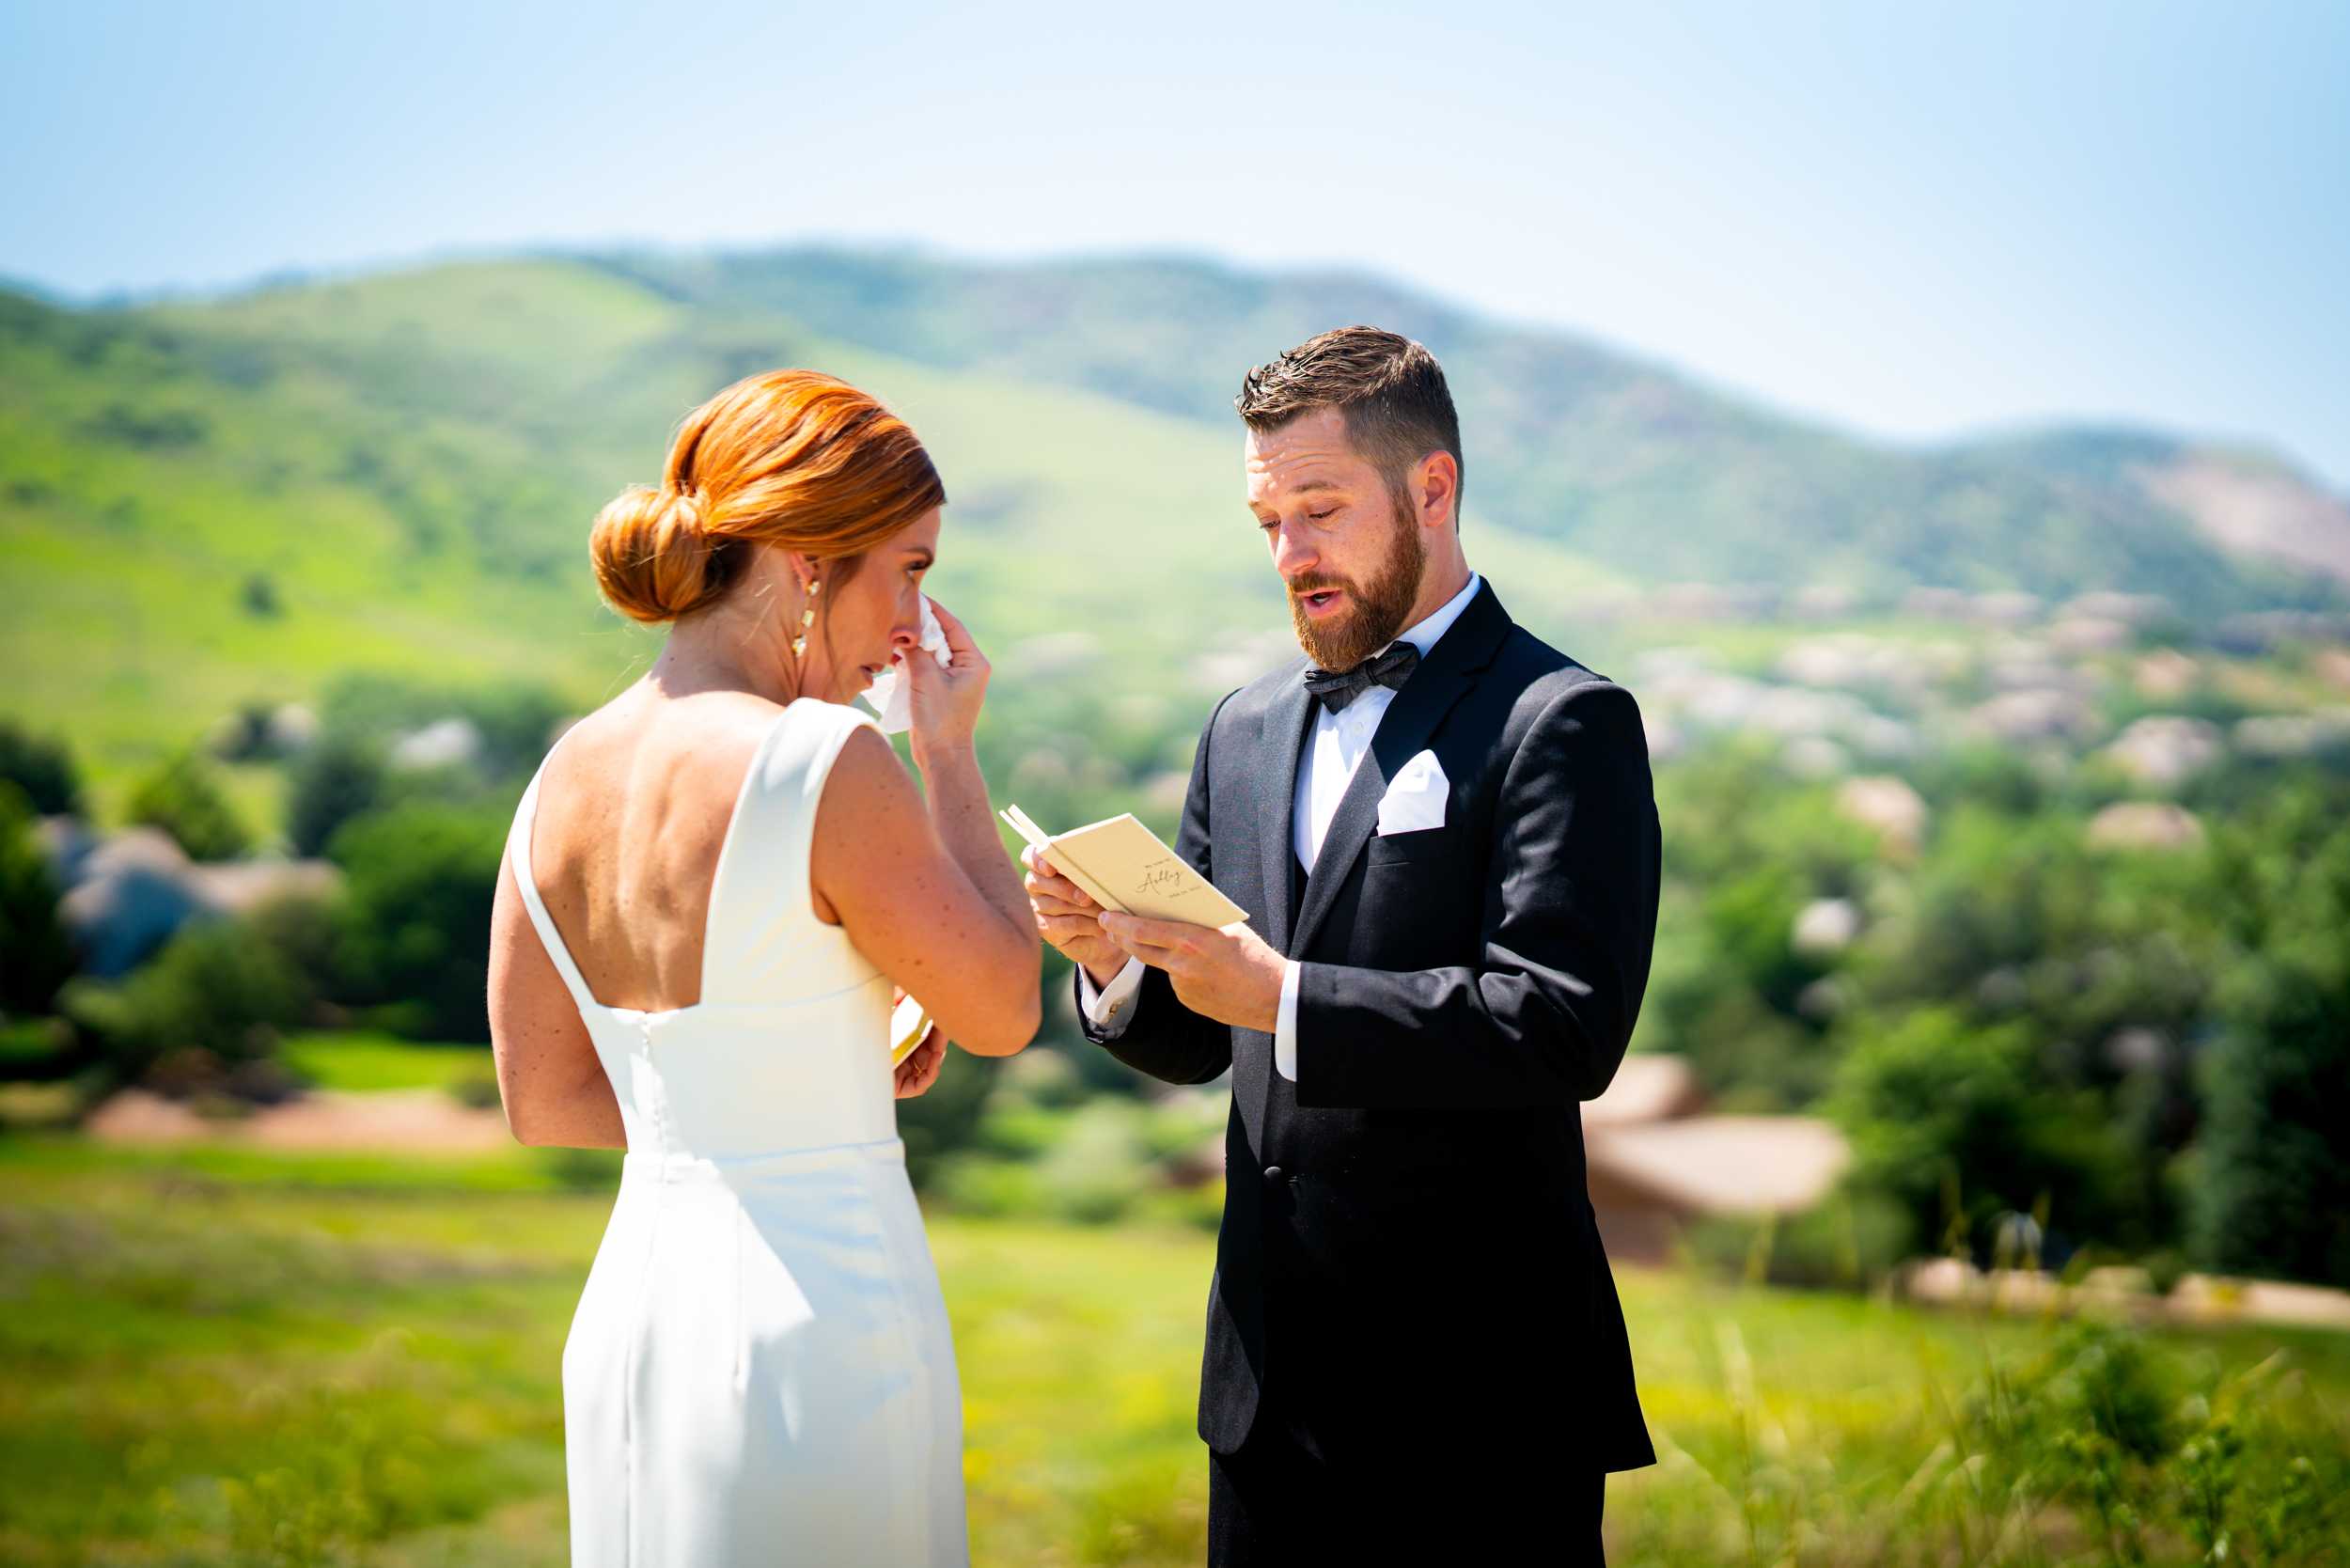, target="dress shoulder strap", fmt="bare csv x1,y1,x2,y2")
699,698,879,995
508,755,603,1016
